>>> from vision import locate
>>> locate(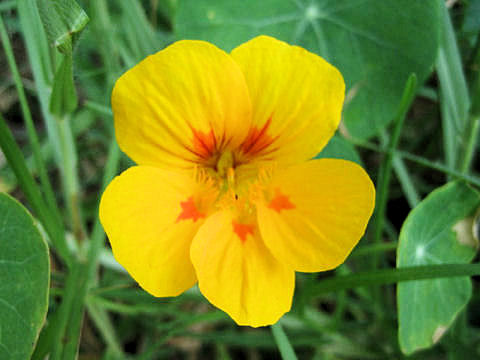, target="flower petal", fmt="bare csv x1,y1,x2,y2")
231,35,345,164
100,166,217,296
112,40,252,168
256,159,375,272
190,211,294,327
